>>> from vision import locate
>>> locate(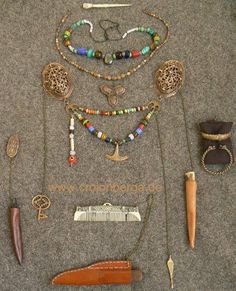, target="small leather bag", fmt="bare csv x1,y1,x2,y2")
199,120,234,175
